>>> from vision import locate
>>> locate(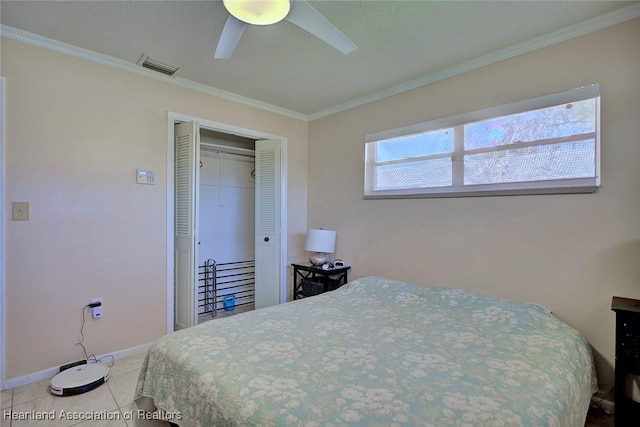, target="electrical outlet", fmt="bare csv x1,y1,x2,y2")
90,298,103,319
